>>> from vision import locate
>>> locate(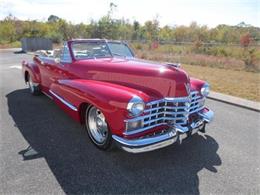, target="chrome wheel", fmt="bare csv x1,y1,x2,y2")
28,75,34,93
86,106,109,145
26,73,41,95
